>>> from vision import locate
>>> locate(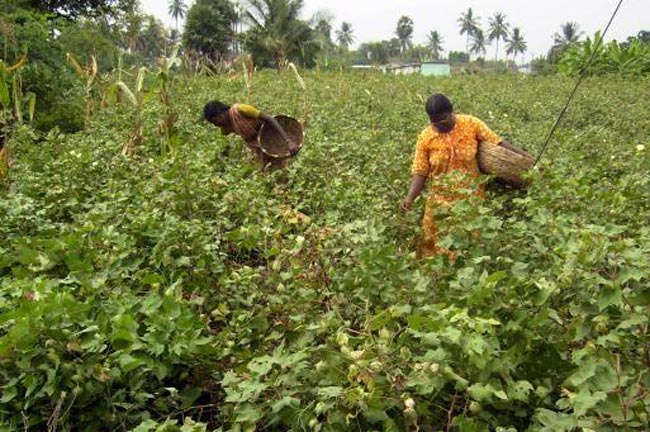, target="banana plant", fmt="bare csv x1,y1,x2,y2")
99,52,125,109
117,67,147,157
155,48,181,158
1,54,35,179
559,32,650,76
66,53,98,129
